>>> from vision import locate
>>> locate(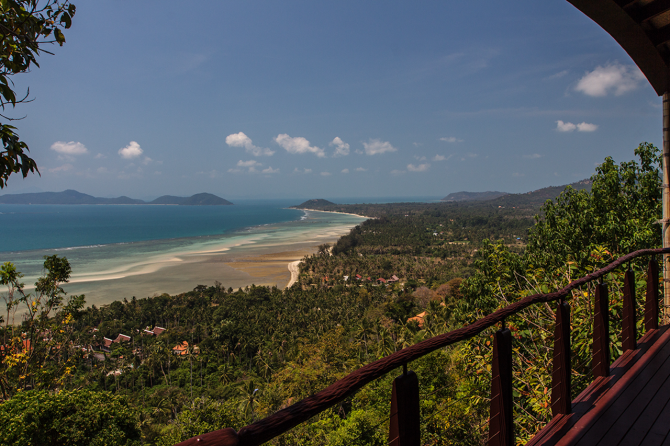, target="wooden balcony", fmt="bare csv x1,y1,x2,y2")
174,248,670,446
